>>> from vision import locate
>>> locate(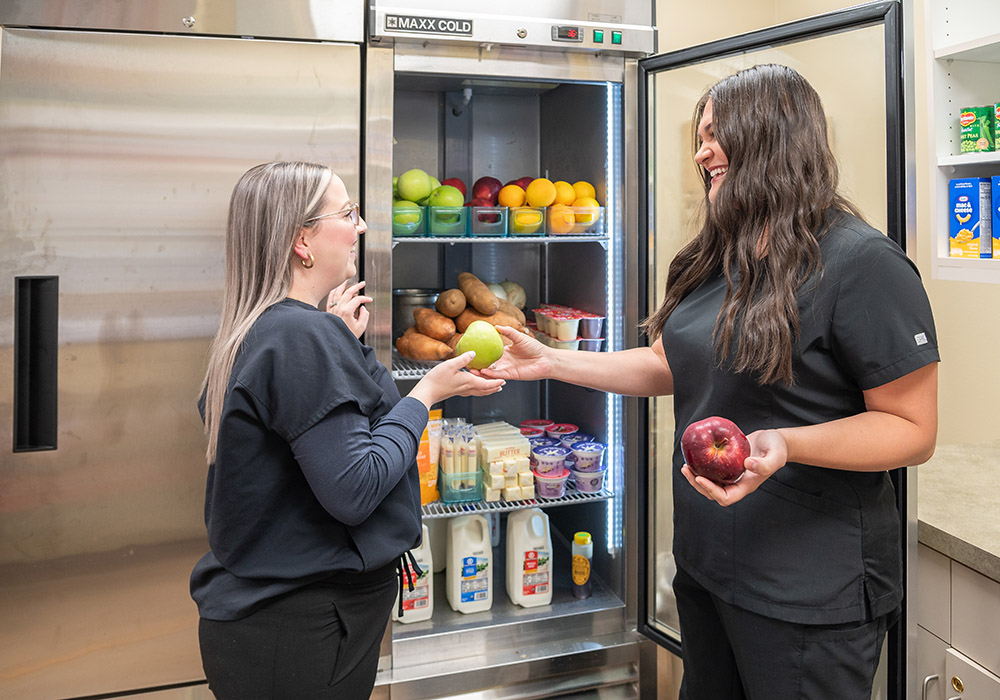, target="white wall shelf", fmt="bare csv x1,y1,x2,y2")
938,152,1000,168
935,33,1000,62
